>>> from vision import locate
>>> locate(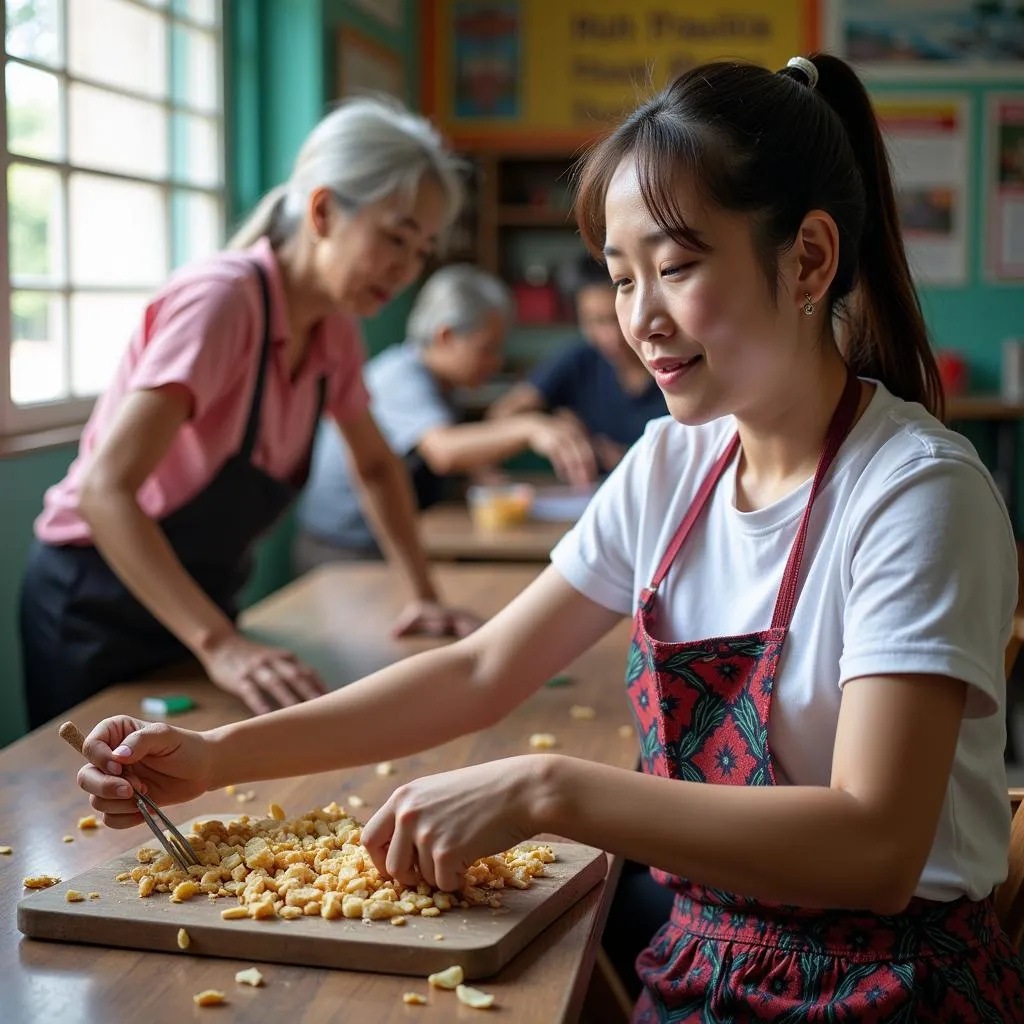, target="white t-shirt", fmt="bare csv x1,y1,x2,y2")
551,381,1016,901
